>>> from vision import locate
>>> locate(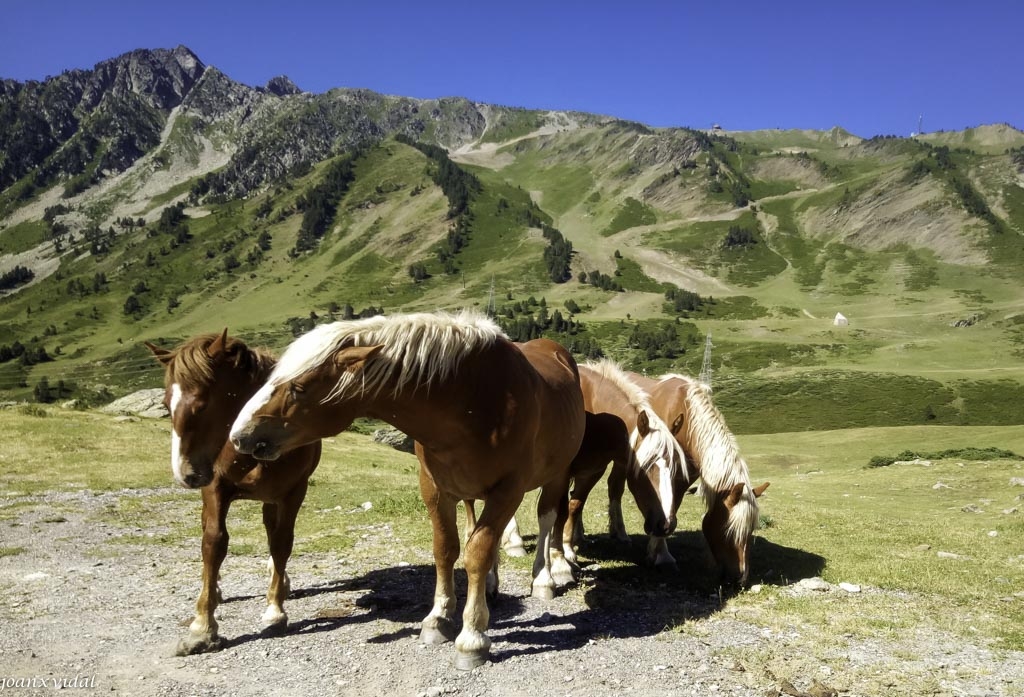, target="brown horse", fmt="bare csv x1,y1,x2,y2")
146,330,321,655
496,360,691,568
228,311,585,670
630,372,769,586
565,361,691,564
